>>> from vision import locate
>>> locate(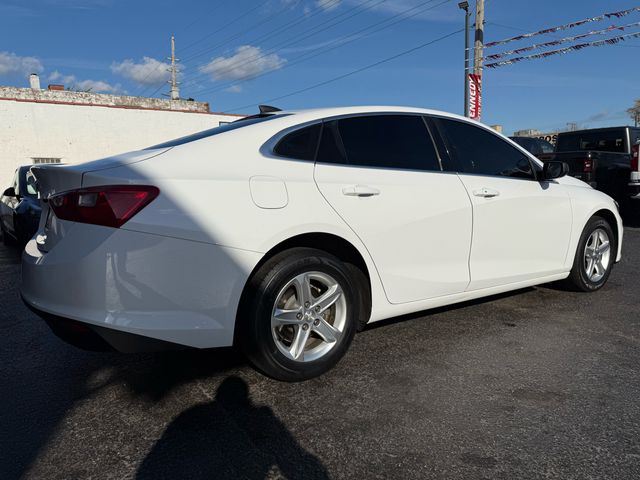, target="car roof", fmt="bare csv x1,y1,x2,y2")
558,126,639,135
272,105,471,123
